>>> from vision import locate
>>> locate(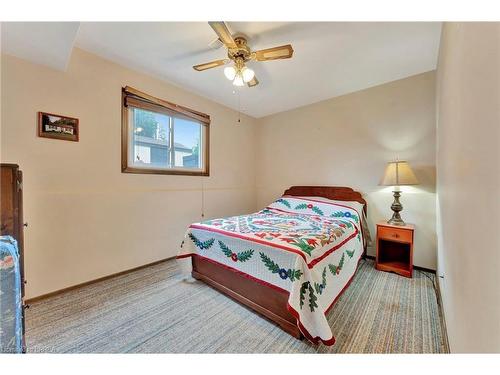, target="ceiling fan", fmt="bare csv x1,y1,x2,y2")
193,22,294,87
